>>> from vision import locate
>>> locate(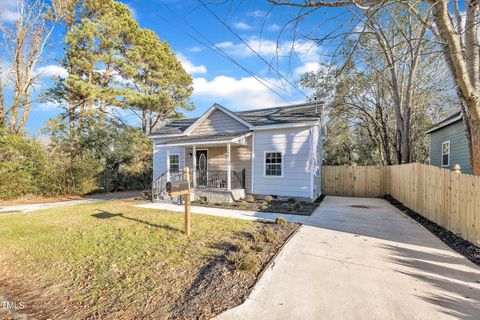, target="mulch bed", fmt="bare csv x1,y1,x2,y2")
171,221,300,320
193,194,326,216
383,195,480,267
